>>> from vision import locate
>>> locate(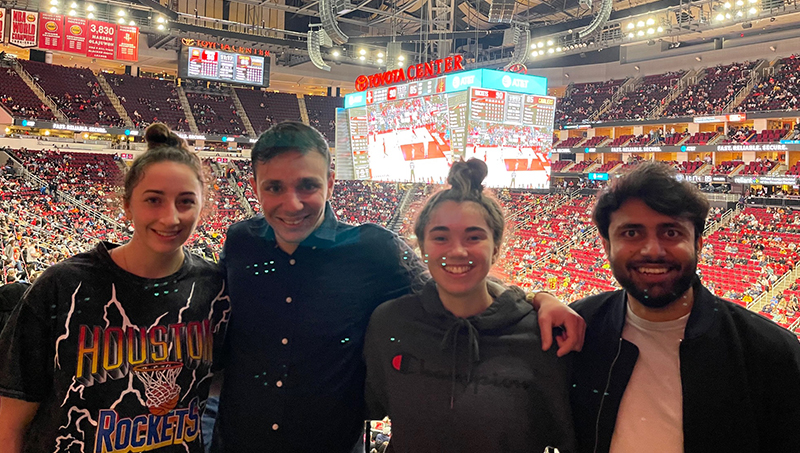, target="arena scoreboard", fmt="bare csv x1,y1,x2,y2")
339,68,556,188
178,46,270,87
